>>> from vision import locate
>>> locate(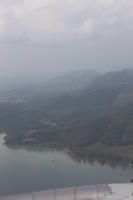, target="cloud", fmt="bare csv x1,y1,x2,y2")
0,0,133,43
